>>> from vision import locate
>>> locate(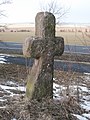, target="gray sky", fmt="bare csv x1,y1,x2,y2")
0,0,90,23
